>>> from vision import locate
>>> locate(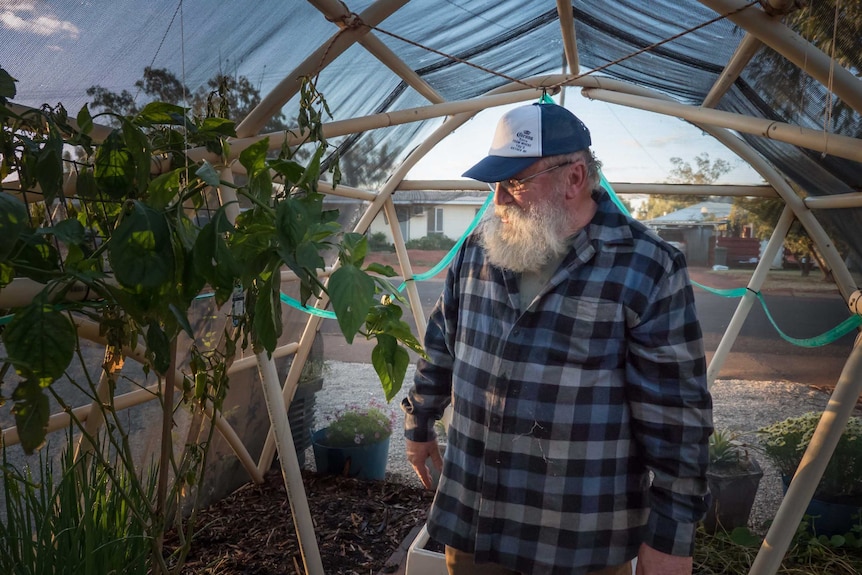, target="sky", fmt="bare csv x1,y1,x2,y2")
2,2,766,192
409,89,766,187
